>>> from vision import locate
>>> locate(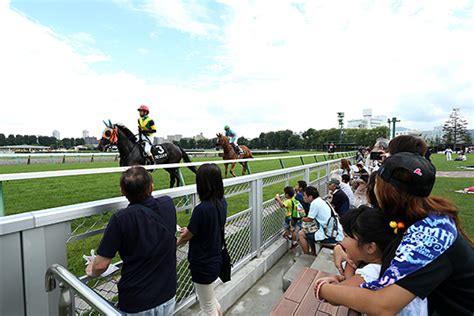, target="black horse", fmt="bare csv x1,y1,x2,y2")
98,122,197,188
